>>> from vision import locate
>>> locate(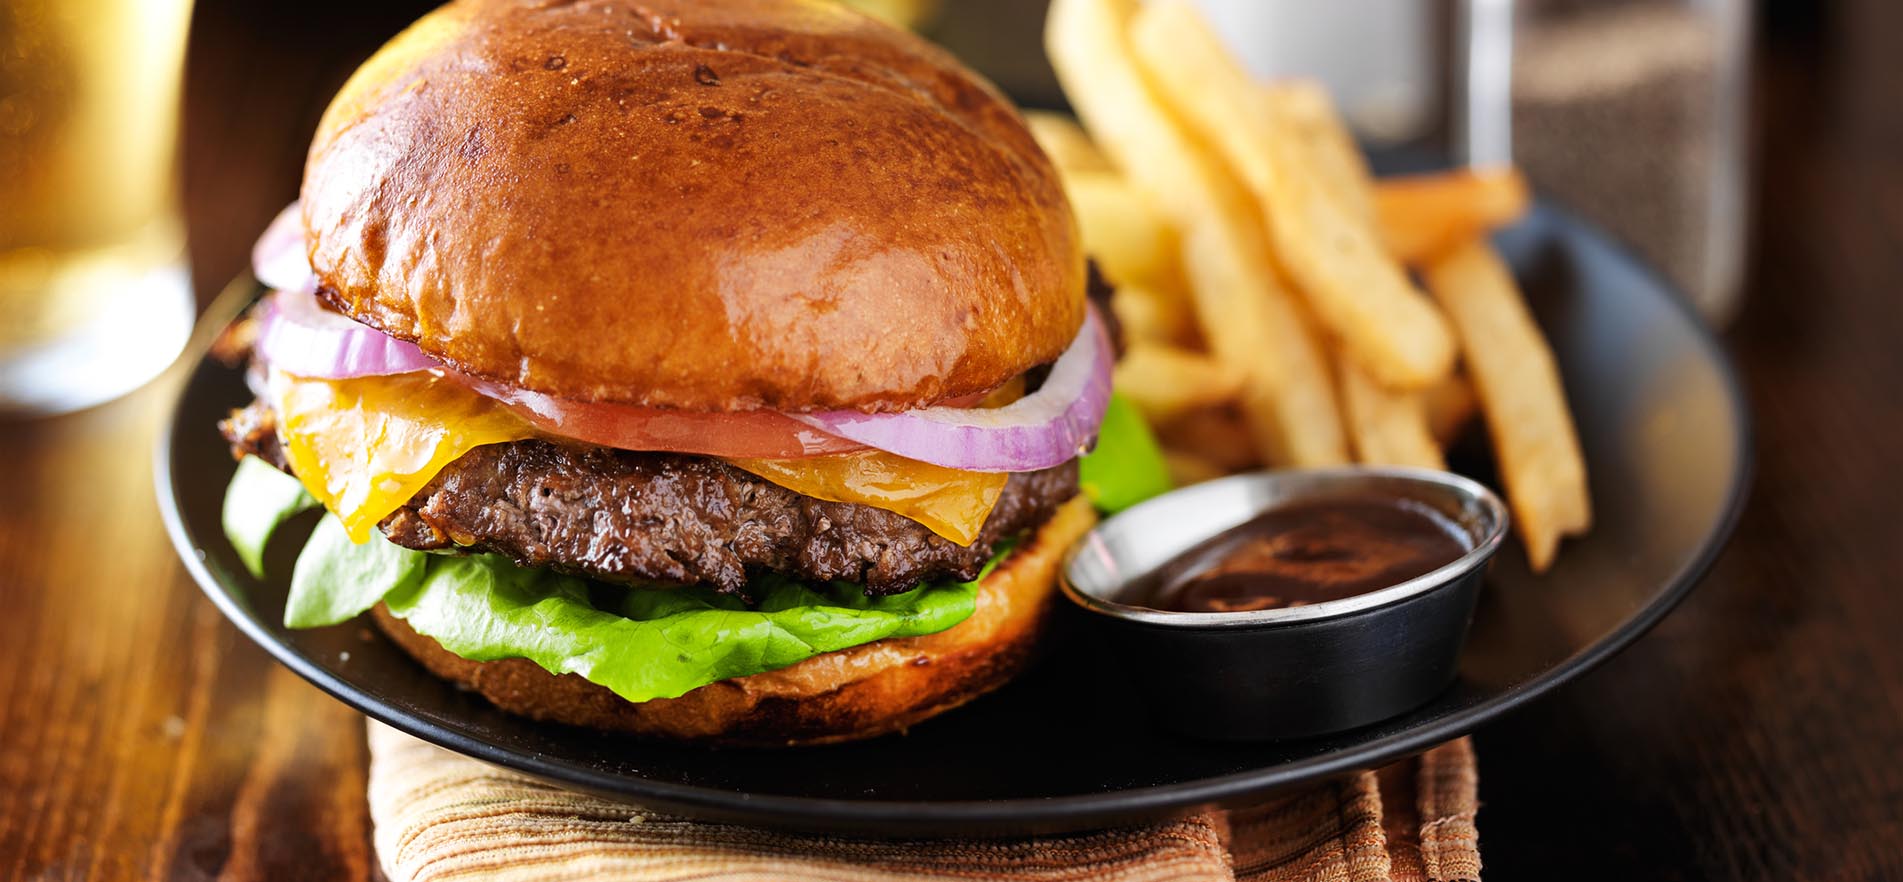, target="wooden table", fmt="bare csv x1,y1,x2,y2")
3,1,1898,878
